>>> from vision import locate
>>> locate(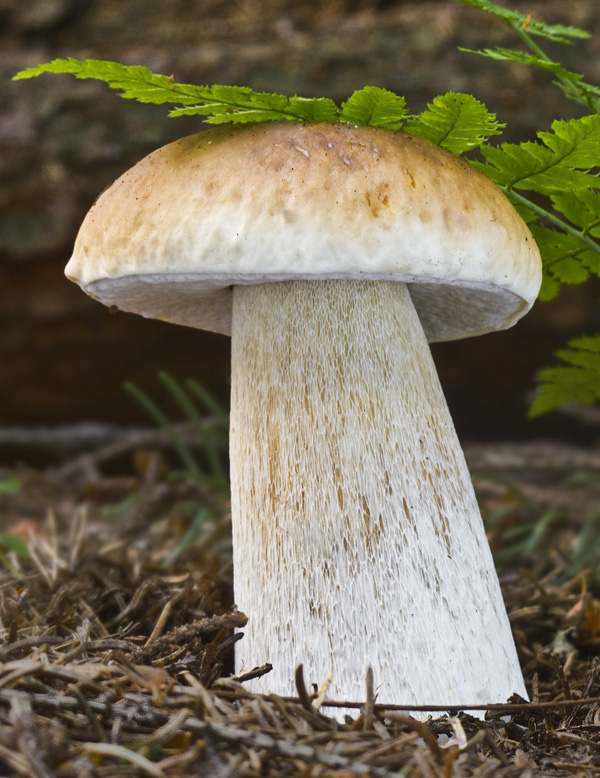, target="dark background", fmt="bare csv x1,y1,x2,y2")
2,0,600,465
